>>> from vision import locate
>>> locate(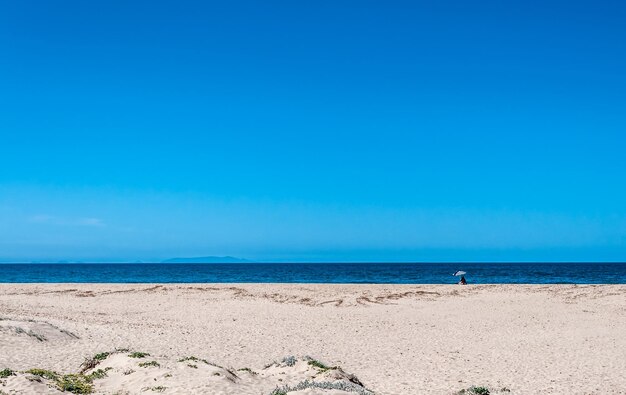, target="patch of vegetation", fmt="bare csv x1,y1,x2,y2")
281,356,297,367
178,356,211,365
25,368,59,380
24,368,102,393
56,374,94,394
180,358,234,377
265,355,298,369
115,348,130,353
129,352,150,358
86,368,111,381
122,369,135,376
164,373,172,378
307,359,335,372
146,386,167,392
0,368,16,378
138,361,160,368
464,387,490,395
237,367,257,375
93,352,110,361
269,379,373,395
